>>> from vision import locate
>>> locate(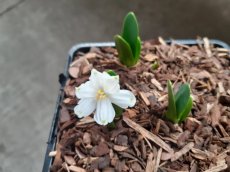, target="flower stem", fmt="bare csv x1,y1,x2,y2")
113,104,123,118
107,121,116,130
